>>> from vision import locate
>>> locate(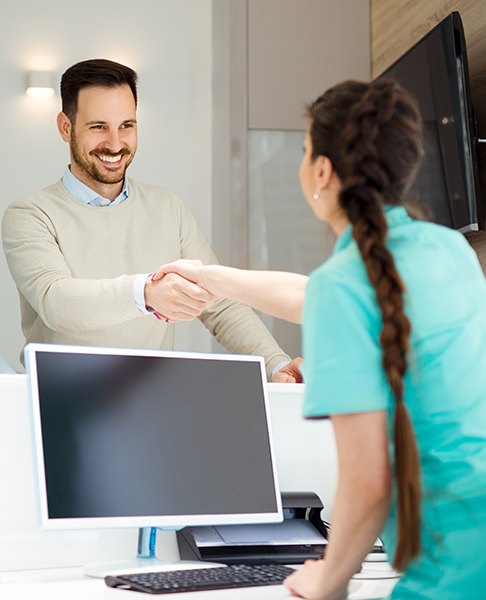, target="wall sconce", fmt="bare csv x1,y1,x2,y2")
25,71,55,97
